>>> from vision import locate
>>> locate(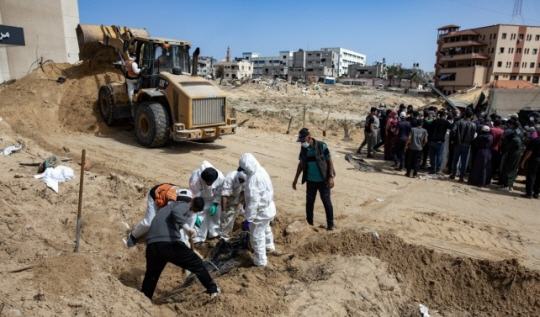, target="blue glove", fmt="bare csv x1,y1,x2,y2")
195,216,201,228
242,220,250,231
210,204,217,216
